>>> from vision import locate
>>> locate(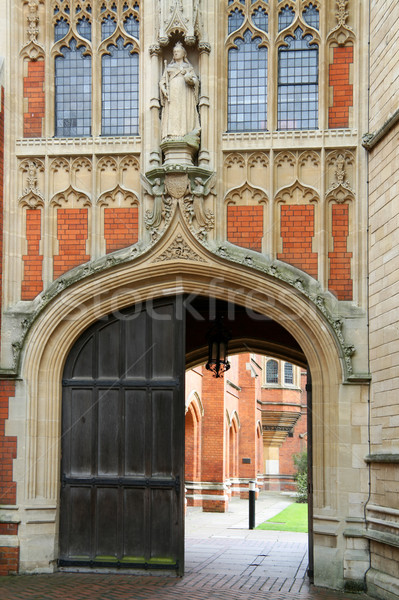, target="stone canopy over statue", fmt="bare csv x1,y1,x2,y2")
160,42,200,145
